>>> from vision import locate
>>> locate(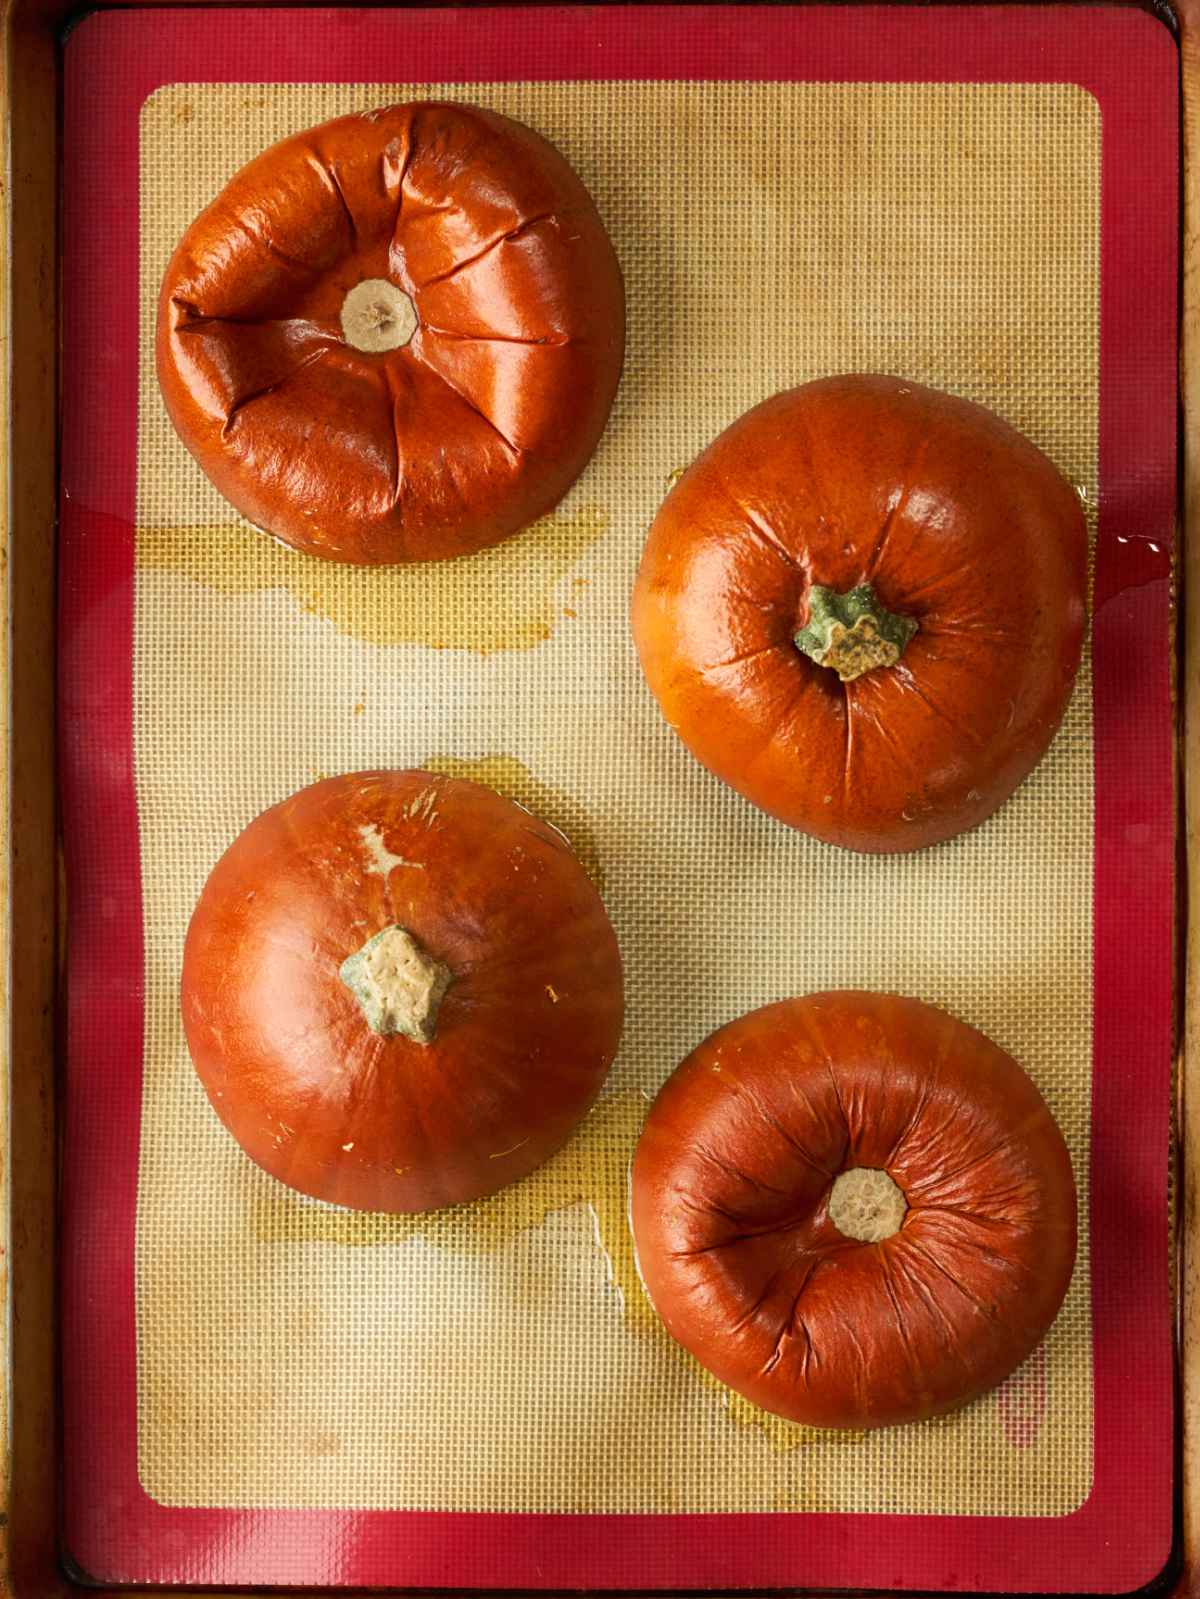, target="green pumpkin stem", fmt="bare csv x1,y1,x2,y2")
340,925,453,1044
794,583,918,683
